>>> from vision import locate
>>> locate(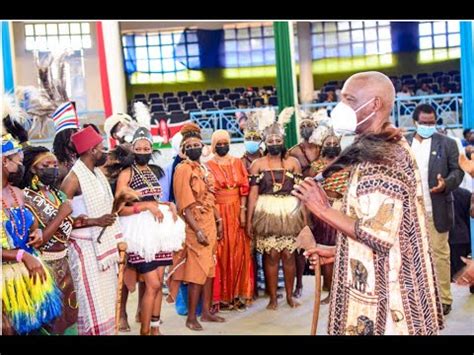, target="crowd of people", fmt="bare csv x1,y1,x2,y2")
2,70,473,336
